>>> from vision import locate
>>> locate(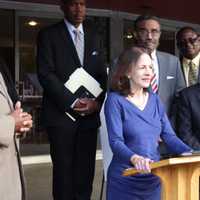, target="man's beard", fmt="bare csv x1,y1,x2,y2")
135,40,158,53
